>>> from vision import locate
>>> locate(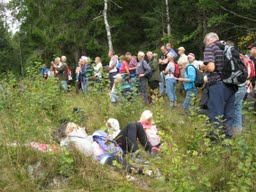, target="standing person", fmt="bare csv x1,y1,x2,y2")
147,51,160,90
119,56,130,75
93,57,103,81
202,32,236,138
176,61,198,111
249,43,256,112
177,47,188,77
187,53,204,70
166,43,178,59
125,52,137,77
75,60,82,93
136,51,152,104
79,57,89,93
159,46,169,95
164,53,177,108
53,56,68,92
108,51,118,89
51,57,61,76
